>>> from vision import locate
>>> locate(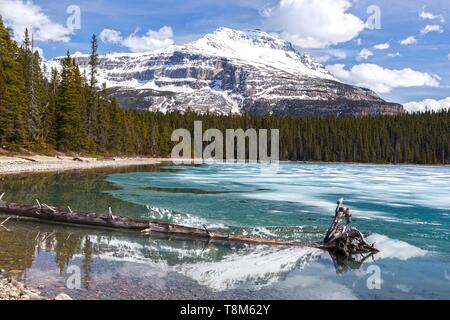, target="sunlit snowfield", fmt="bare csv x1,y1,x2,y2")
1,163,449,299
